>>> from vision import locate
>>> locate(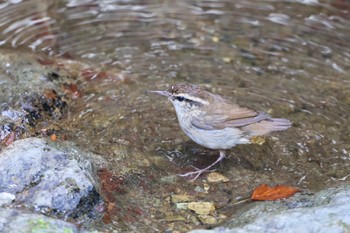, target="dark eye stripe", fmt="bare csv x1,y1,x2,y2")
176,96,185,102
